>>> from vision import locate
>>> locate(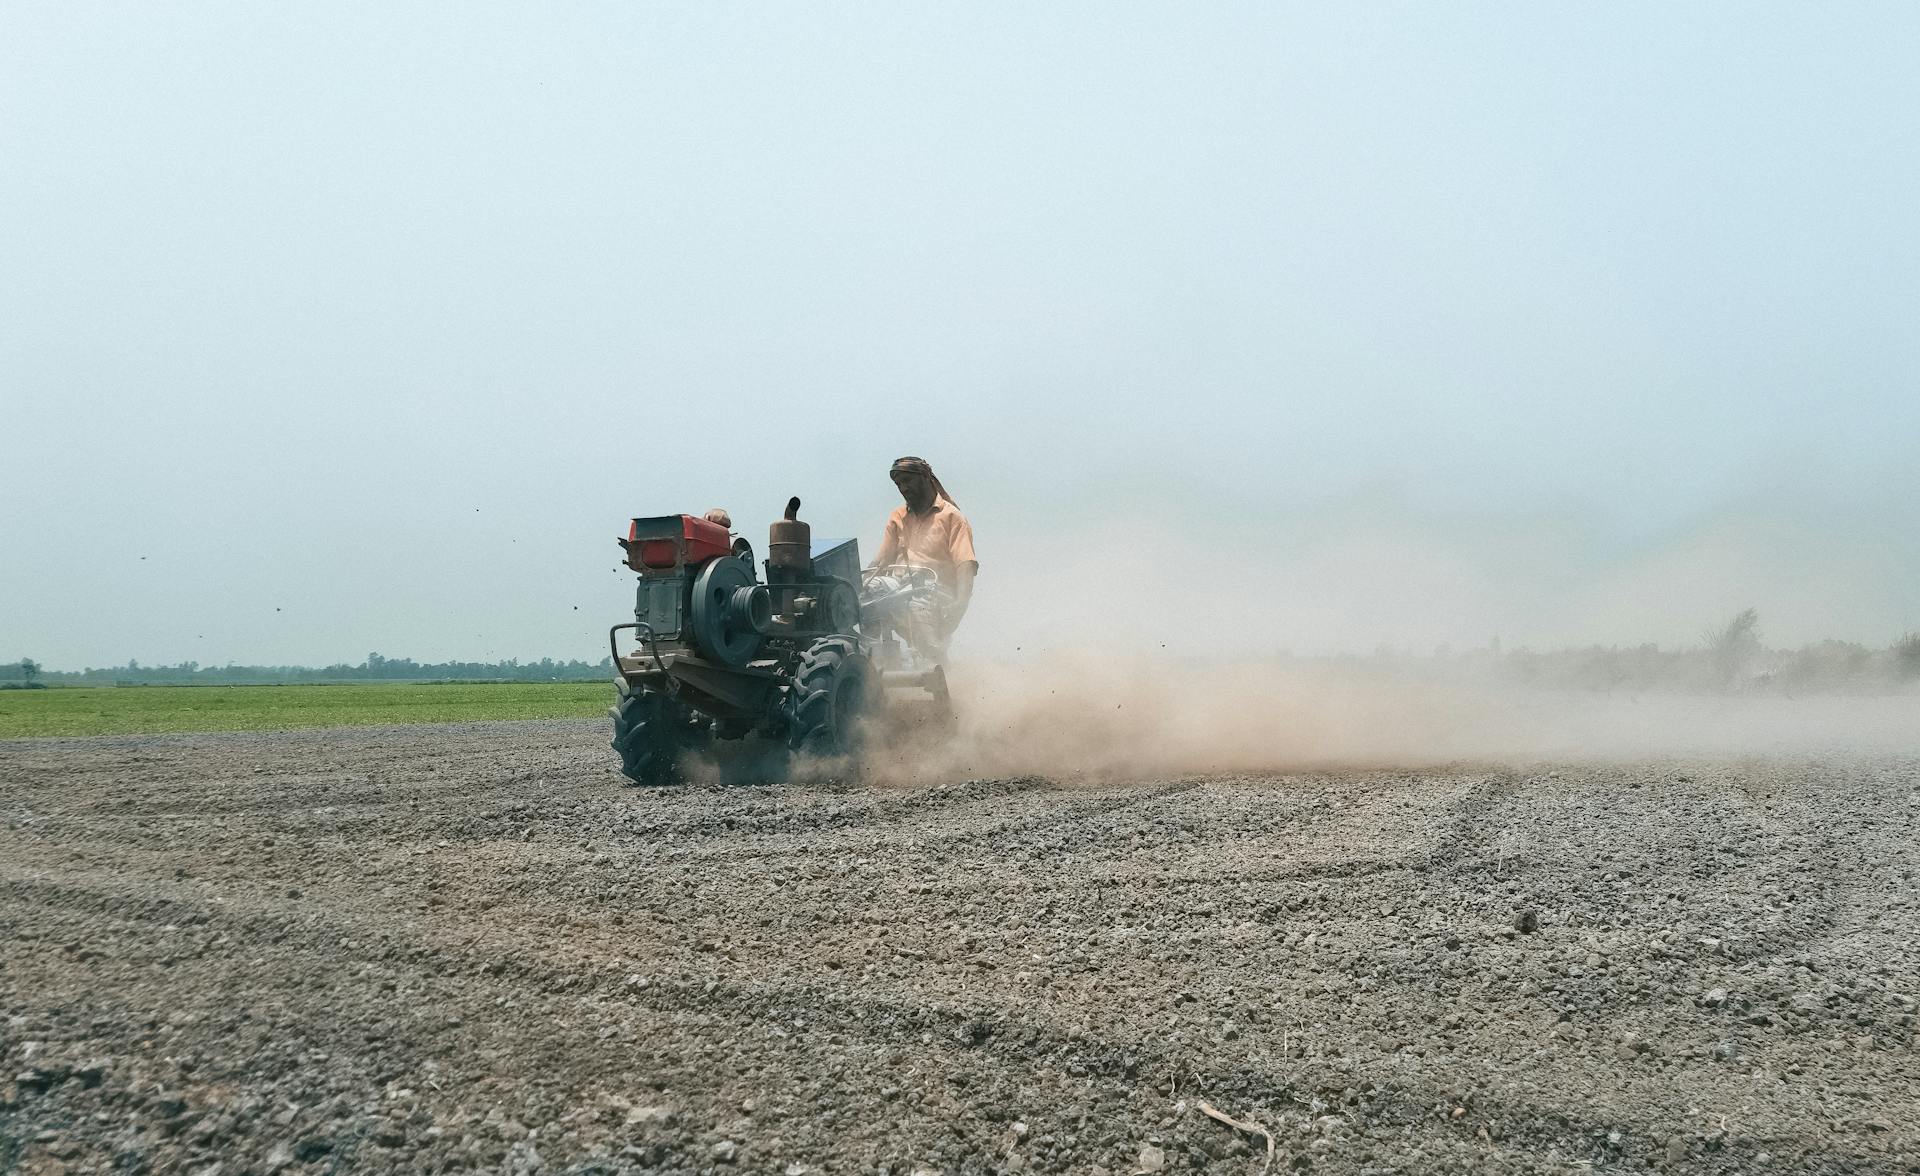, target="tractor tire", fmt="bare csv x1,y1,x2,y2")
609,680,699,786
786,636,876,759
